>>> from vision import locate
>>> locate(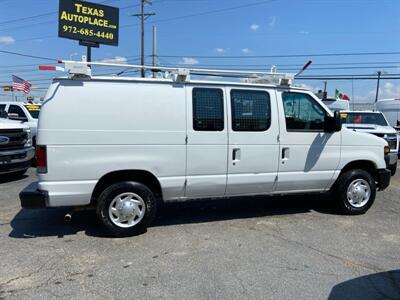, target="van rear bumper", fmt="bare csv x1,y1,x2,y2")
19,182,48,208
377,169,391,191
31,180,97,207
